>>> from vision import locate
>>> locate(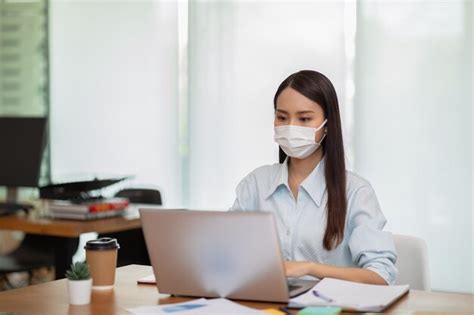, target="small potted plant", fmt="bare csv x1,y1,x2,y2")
66,261,92,305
